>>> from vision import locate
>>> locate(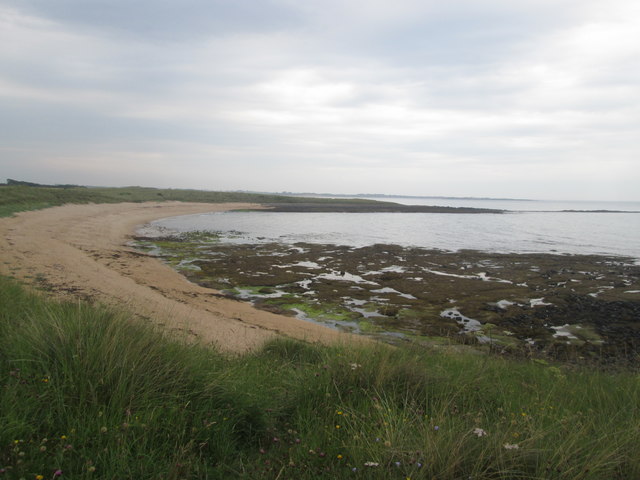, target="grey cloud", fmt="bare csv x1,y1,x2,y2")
0,0,638,200
3,0,301,40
